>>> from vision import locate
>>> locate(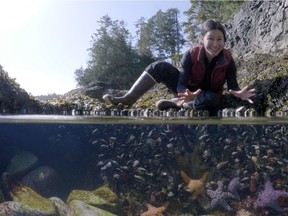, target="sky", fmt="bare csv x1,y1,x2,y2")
0,0,191,96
